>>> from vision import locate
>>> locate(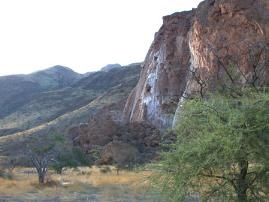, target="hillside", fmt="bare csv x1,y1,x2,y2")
0,0,268,201
0,0,268,169
0,66,83,135
0,64,141,137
